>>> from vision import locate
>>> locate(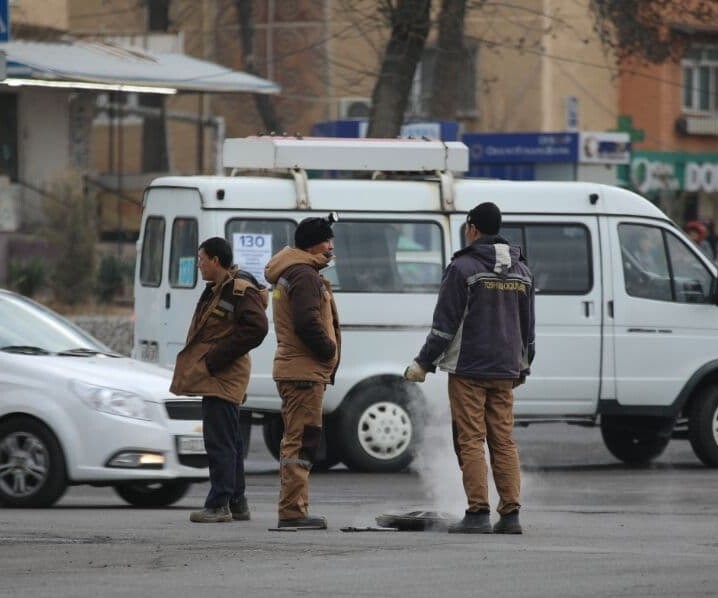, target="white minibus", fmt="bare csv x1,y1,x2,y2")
133,136,718,471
